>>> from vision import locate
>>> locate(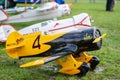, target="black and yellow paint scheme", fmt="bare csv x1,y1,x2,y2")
6,27,106,76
